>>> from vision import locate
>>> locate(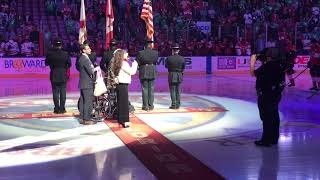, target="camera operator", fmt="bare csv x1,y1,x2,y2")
250,47,286,147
